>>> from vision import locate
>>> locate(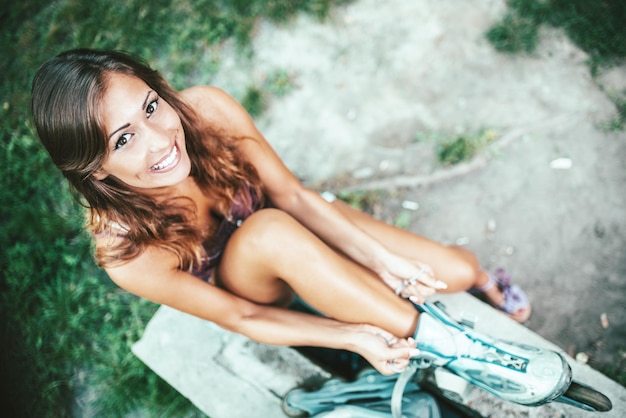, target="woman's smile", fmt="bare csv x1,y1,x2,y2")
150,142,180,172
